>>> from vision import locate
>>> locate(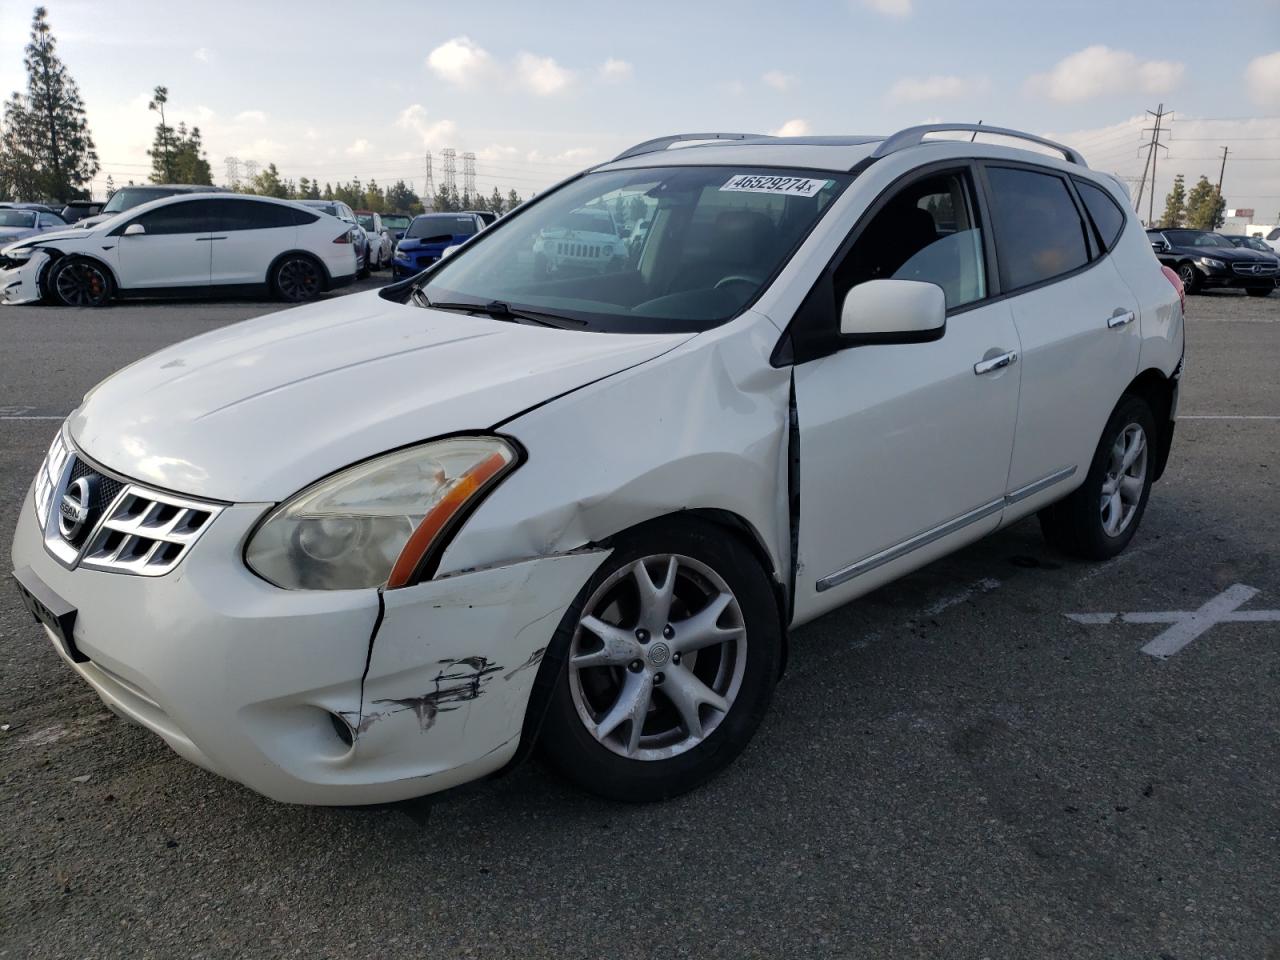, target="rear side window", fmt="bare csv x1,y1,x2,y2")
985,166,1090,291
1074,179,1127,251
210,199,304,231
128,199,215,235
